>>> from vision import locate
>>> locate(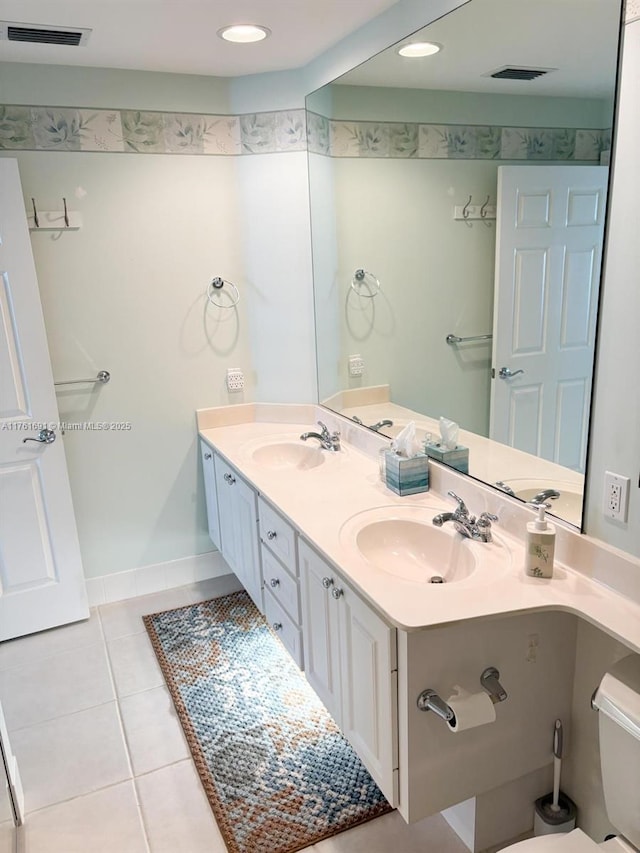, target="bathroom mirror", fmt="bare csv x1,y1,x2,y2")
307,0,623,528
